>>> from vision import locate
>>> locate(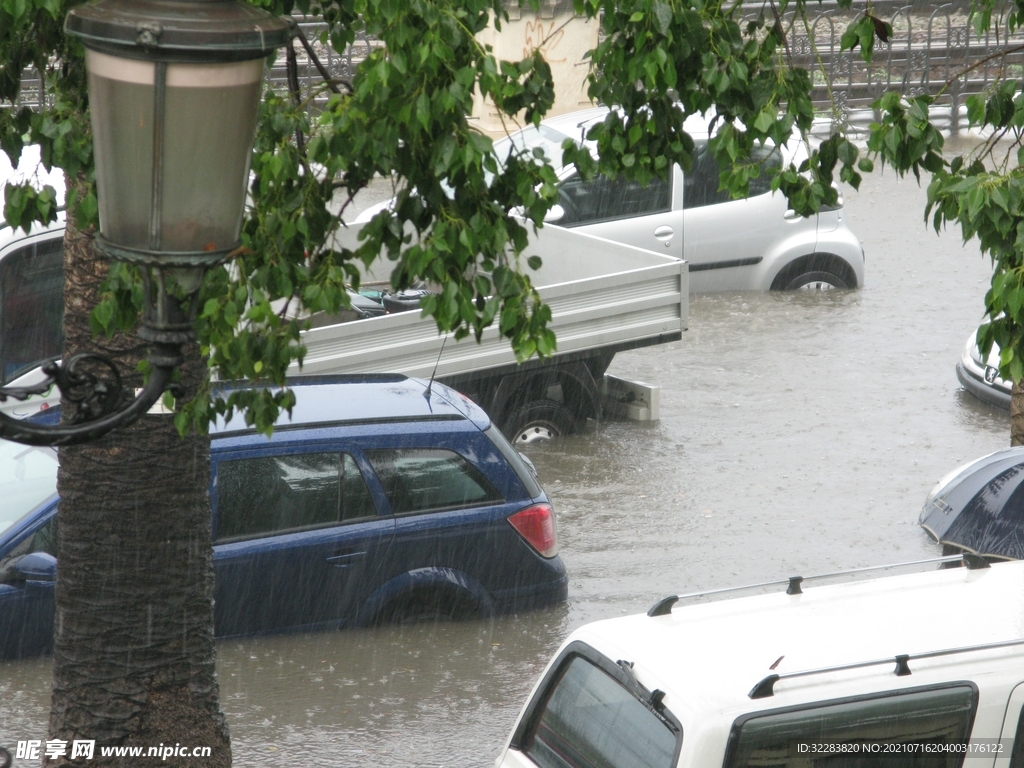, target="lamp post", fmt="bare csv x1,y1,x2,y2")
0,0,292,446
